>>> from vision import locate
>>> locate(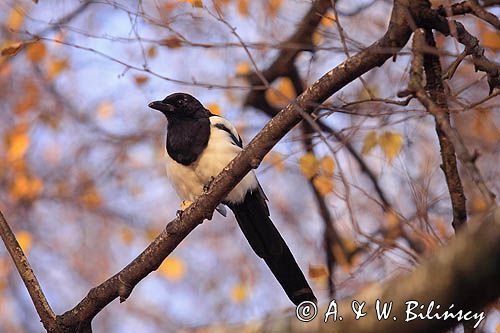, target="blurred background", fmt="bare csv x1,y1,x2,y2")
0,0,498,332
